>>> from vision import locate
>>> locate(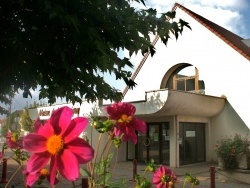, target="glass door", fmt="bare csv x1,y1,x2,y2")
179,122,205,165
162,123,170,164
148,124,160,163
135,123,170,165
137,131,148,163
